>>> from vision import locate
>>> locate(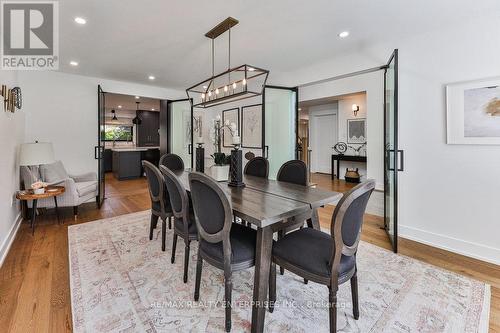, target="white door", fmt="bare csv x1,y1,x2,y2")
312,114,336,174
